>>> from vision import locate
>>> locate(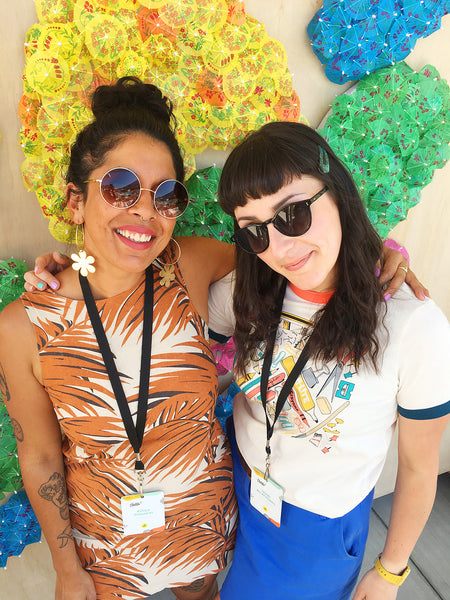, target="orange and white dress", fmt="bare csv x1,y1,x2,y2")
21,258,237,599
